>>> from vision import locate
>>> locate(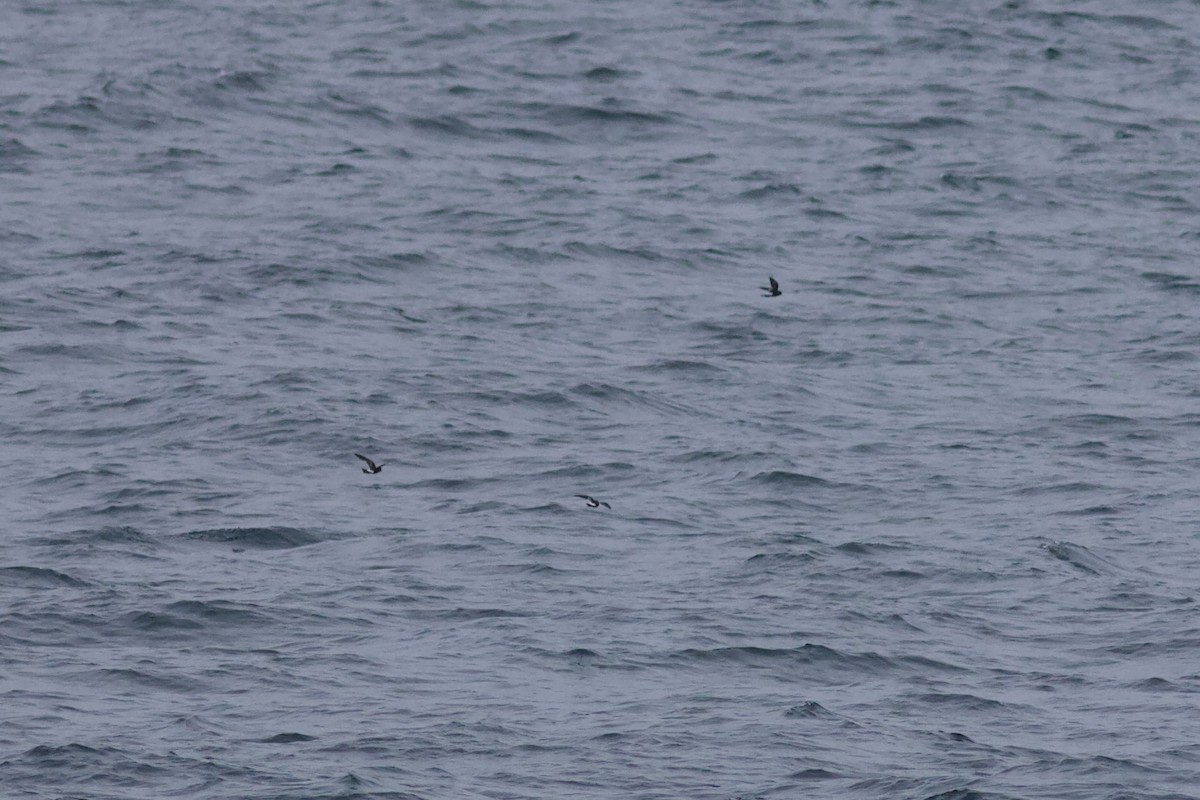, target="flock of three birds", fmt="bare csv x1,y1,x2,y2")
354,276,784,509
